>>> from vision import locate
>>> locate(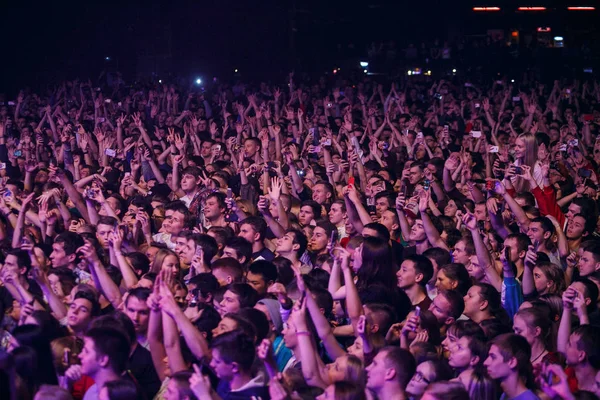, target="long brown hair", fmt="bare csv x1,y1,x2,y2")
150,248,179,274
